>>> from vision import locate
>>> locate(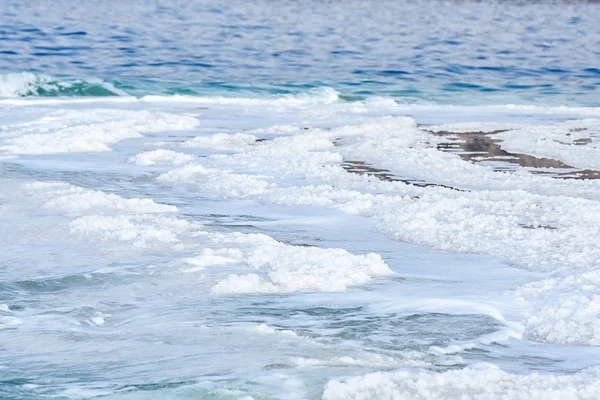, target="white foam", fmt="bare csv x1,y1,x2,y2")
209,233,391,294
157,164,276,198
130,149,194,166
181,132,259,151
246,324,300,338
516,271,600,346
247,125,308,135
428,324,524,355
90,317,105,325
1,109,197,155
0,72,65,97
70,215,195,247
25,182,177,215
0,316,22,328
151,116,600,345
292,353,403,368
171,117,600,272
181,251,239,272
323,366,600,400
0,72,129,98
140,87,340,107
22,180,197,248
